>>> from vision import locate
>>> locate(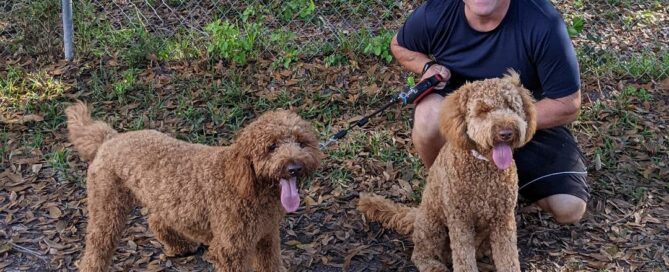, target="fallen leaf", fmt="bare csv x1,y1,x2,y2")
0,243,11,254
48,206,62,218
